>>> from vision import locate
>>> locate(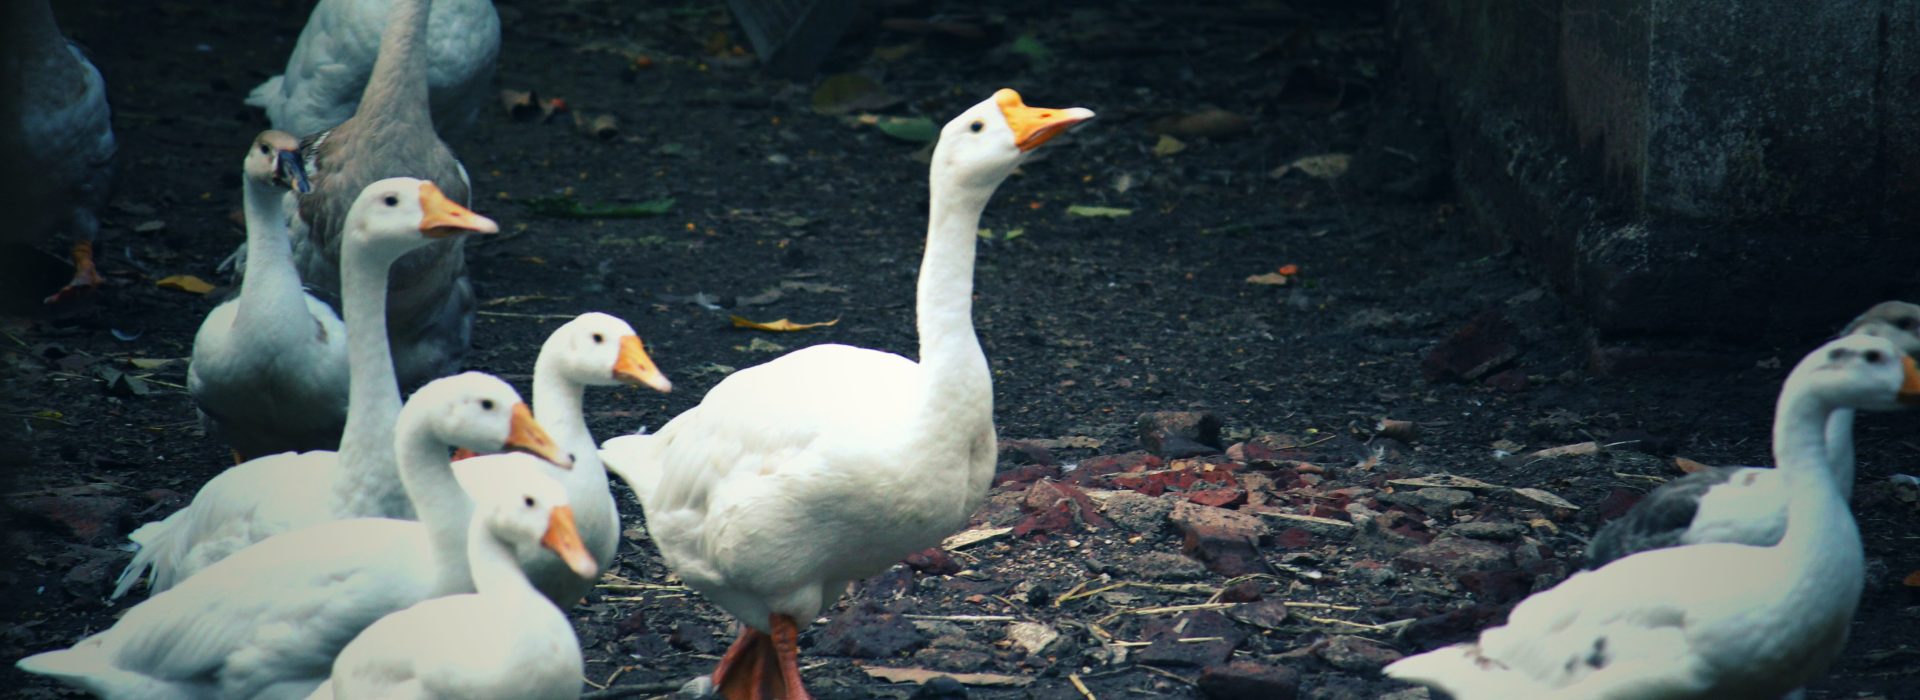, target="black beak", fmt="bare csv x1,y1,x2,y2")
277,150,312,194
